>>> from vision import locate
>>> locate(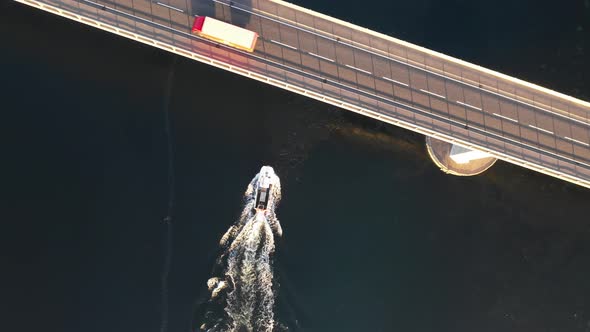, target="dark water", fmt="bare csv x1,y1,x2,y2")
2,0,590,331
